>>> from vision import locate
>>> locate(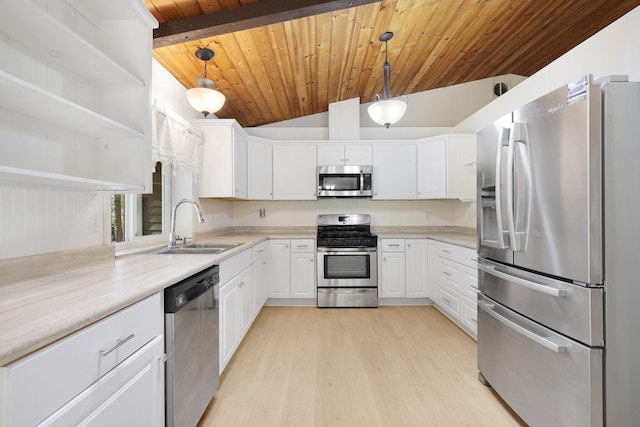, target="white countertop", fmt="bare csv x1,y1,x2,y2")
0,230,475,366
